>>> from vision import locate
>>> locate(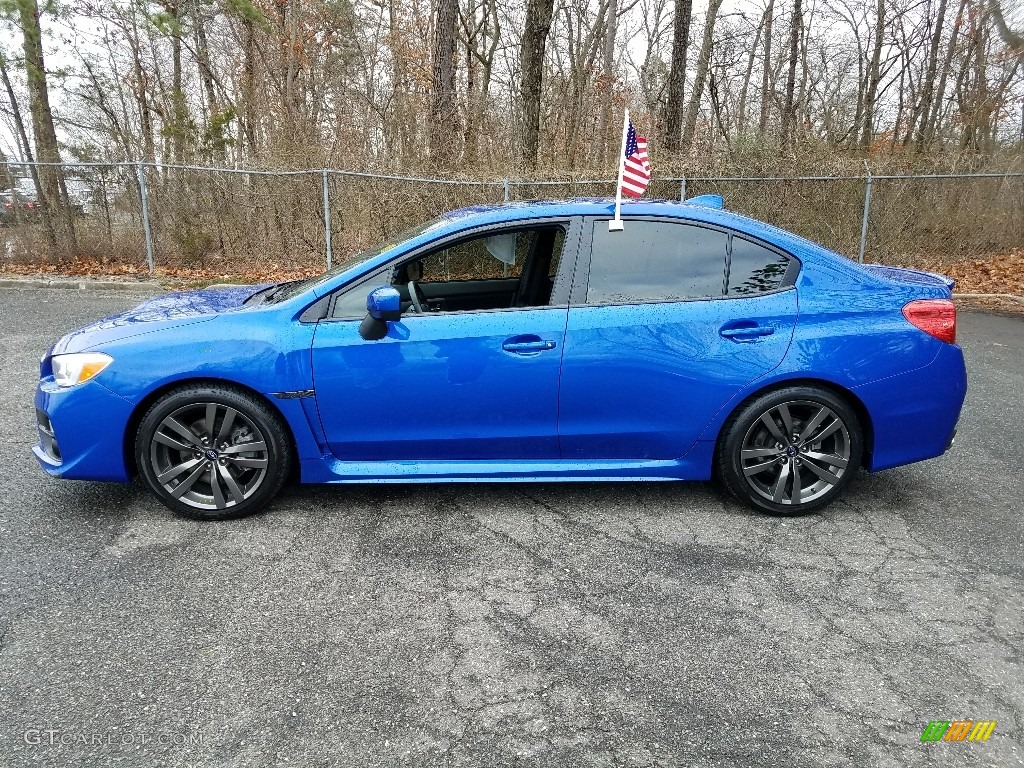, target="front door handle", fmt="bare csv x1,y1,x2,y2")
502,335,557,354
719,321,775,341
